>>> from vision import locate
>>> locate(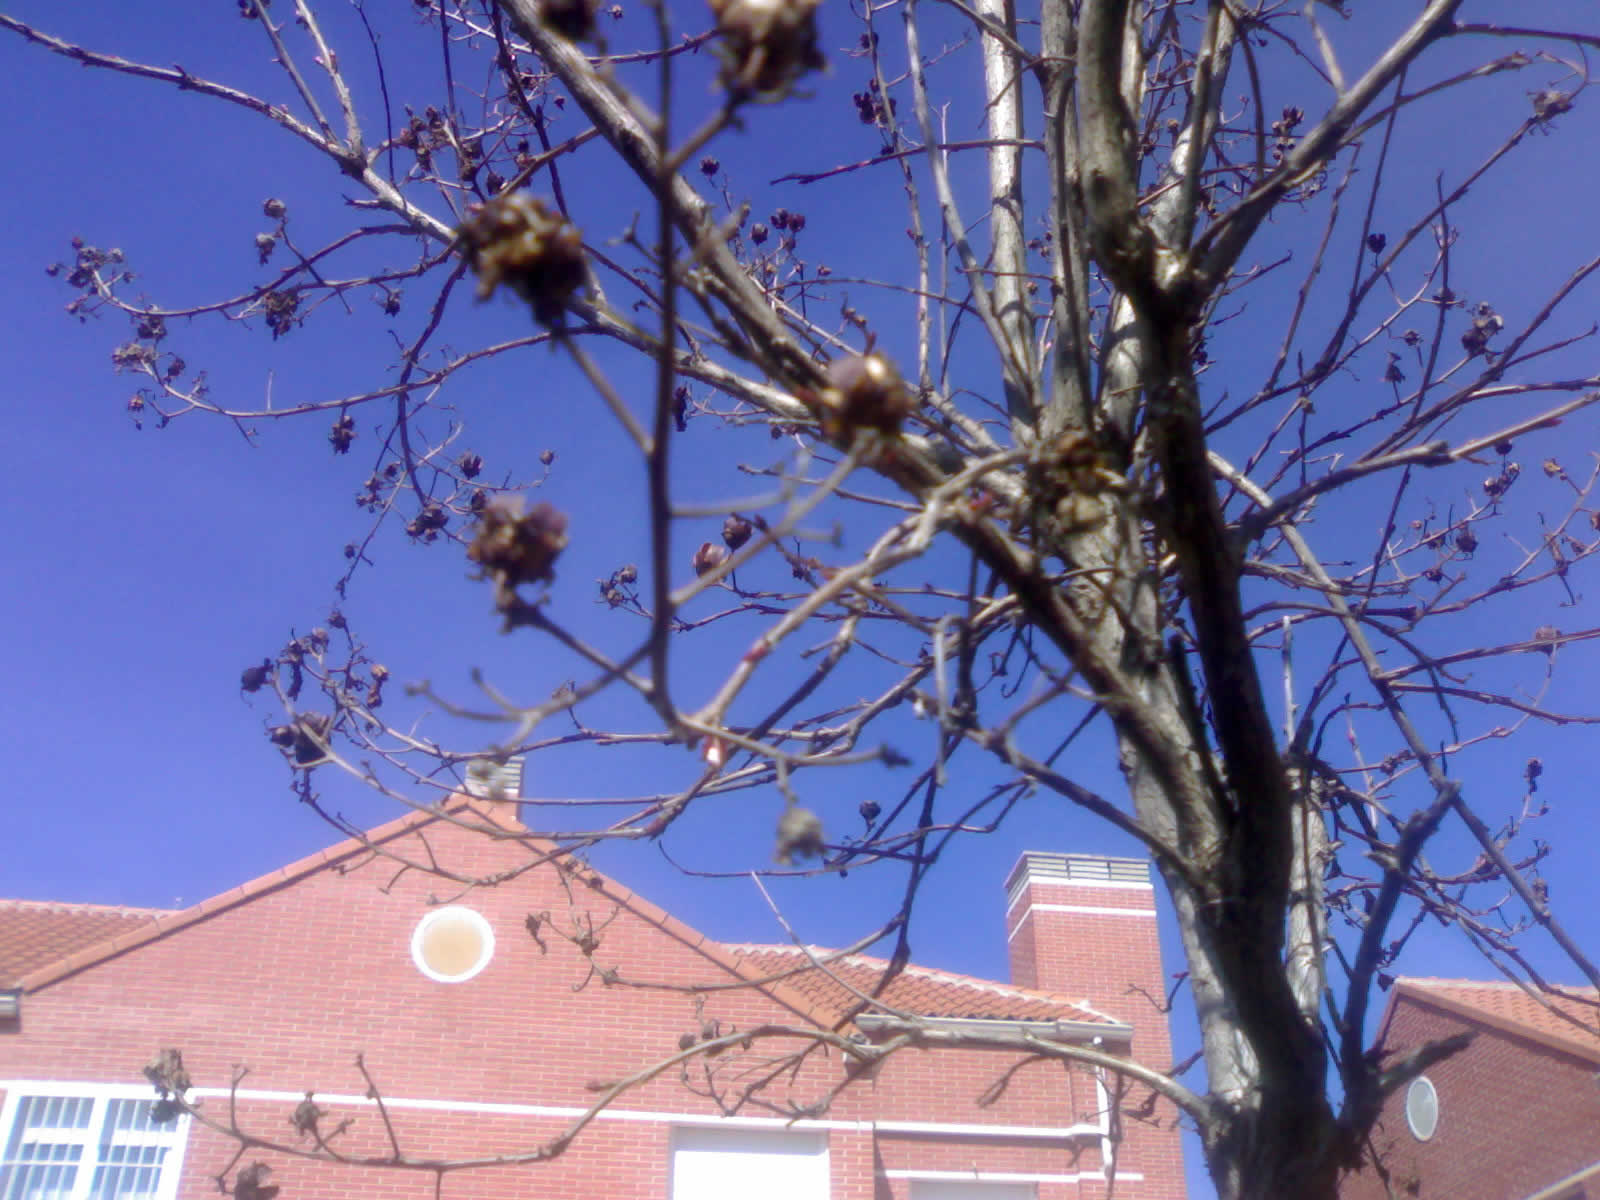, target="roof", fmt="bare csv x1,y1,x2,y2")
726,944,1124,1029
0,802,856,1034
1392,977,1600,1064
4,804,1129,1042
0,899,173,989
3,799,530,995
